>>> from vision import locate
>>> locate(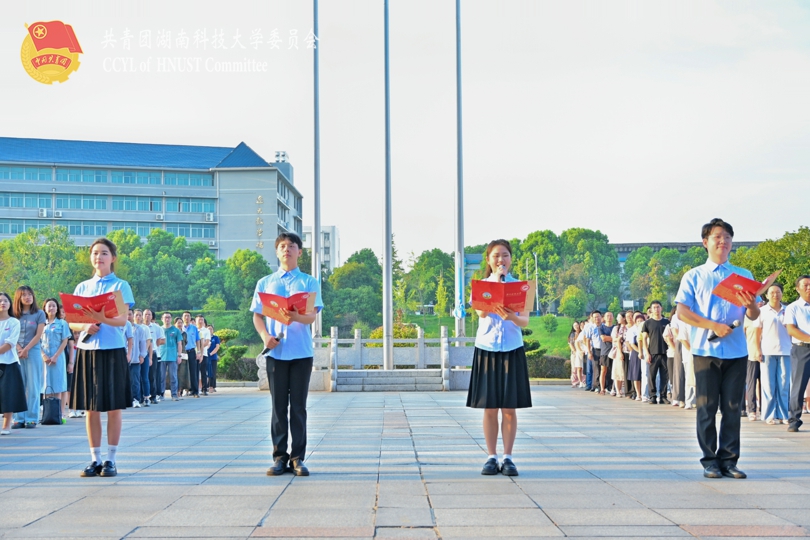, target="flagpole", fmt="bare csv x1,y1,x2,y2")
312,0,322,338
453,0,466,339
382,0,394,369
